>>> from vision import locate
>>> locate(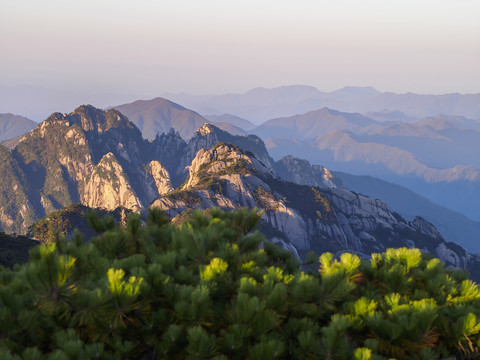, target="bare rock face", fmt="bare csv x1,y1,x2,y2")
147,160,174,195
275,155,343,189
148,129,189,187
0,105,169,229
185,143,271,188
83,153,143,212
188,123,275,170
